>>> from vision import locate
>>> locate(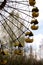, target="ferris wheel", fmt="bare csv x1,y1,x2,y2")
0,0,39,55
